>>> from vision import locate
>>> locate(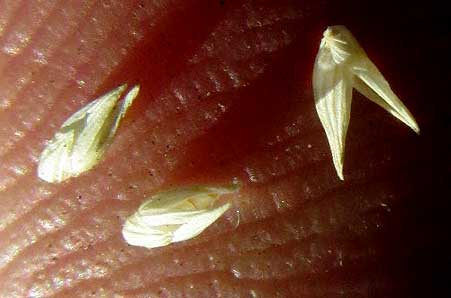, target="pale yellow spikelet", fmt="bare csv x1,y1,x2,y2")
313,25,419,180
122,182,240,249
38,84,140,183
